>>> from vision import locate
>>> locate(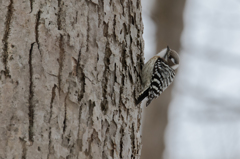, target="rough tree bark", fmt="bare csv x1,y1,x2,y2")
0,0,144,158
